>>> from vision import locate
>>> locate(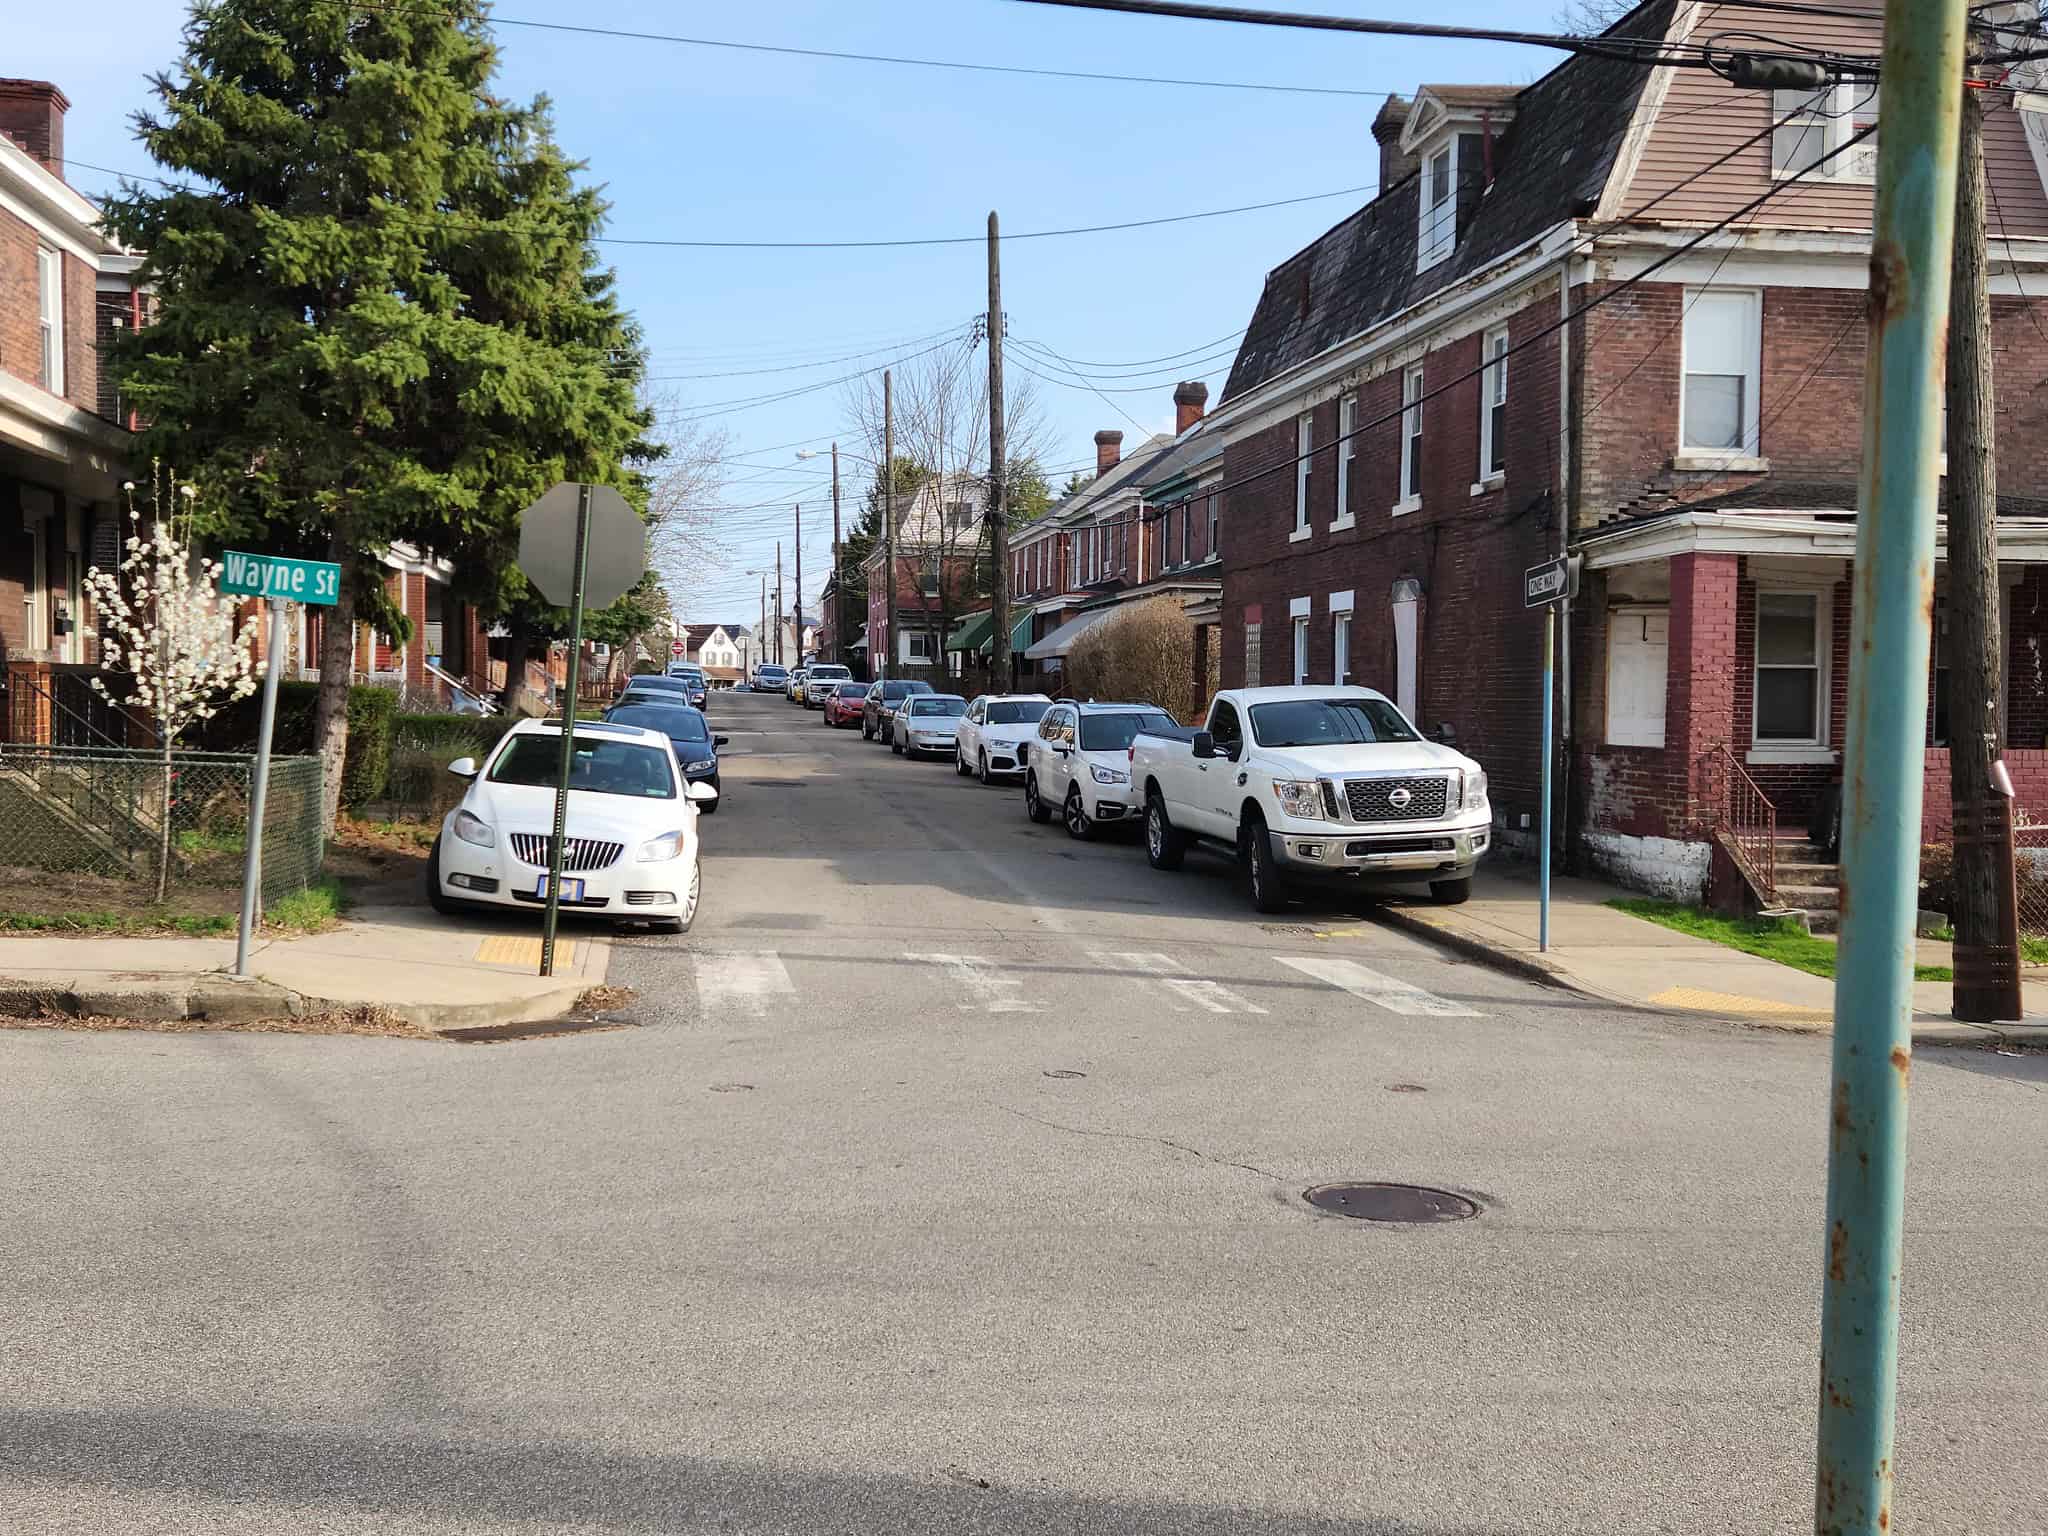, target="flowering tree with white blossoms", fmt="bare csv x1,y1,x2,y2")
85,479,261,902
